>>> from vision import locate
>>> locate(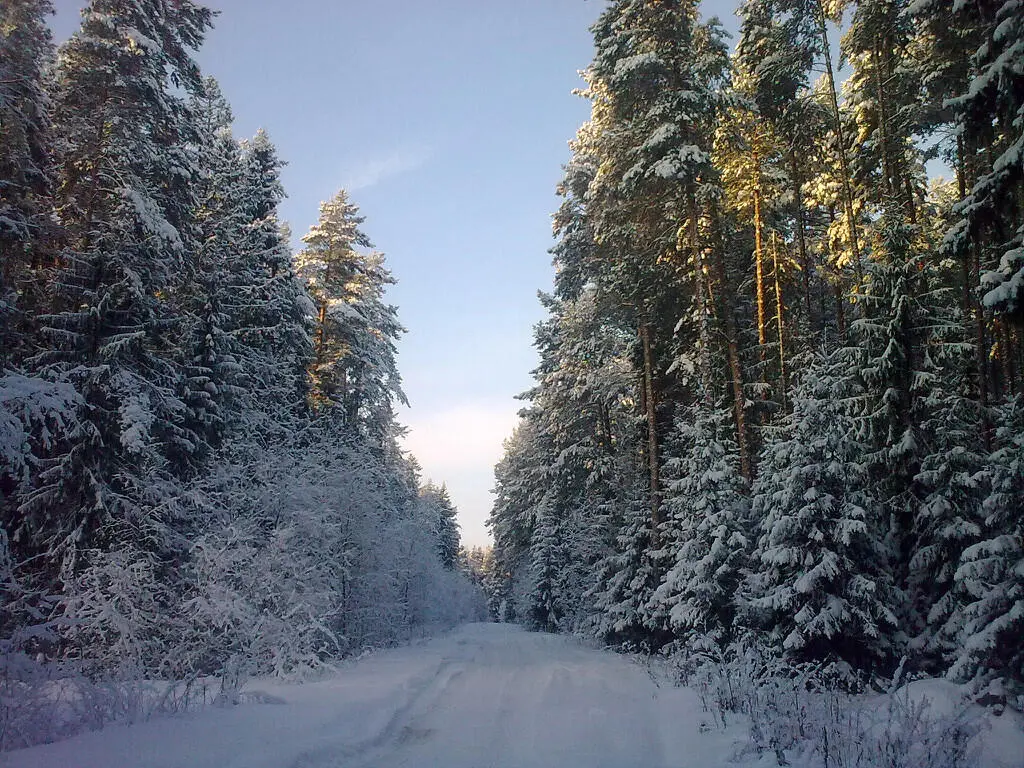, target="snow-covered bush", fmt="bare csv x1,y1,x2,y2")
165,428,484,681
0,374,83,489
675,638,984,768
1,528,60,751
0,530,168,750
59,548,174,679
